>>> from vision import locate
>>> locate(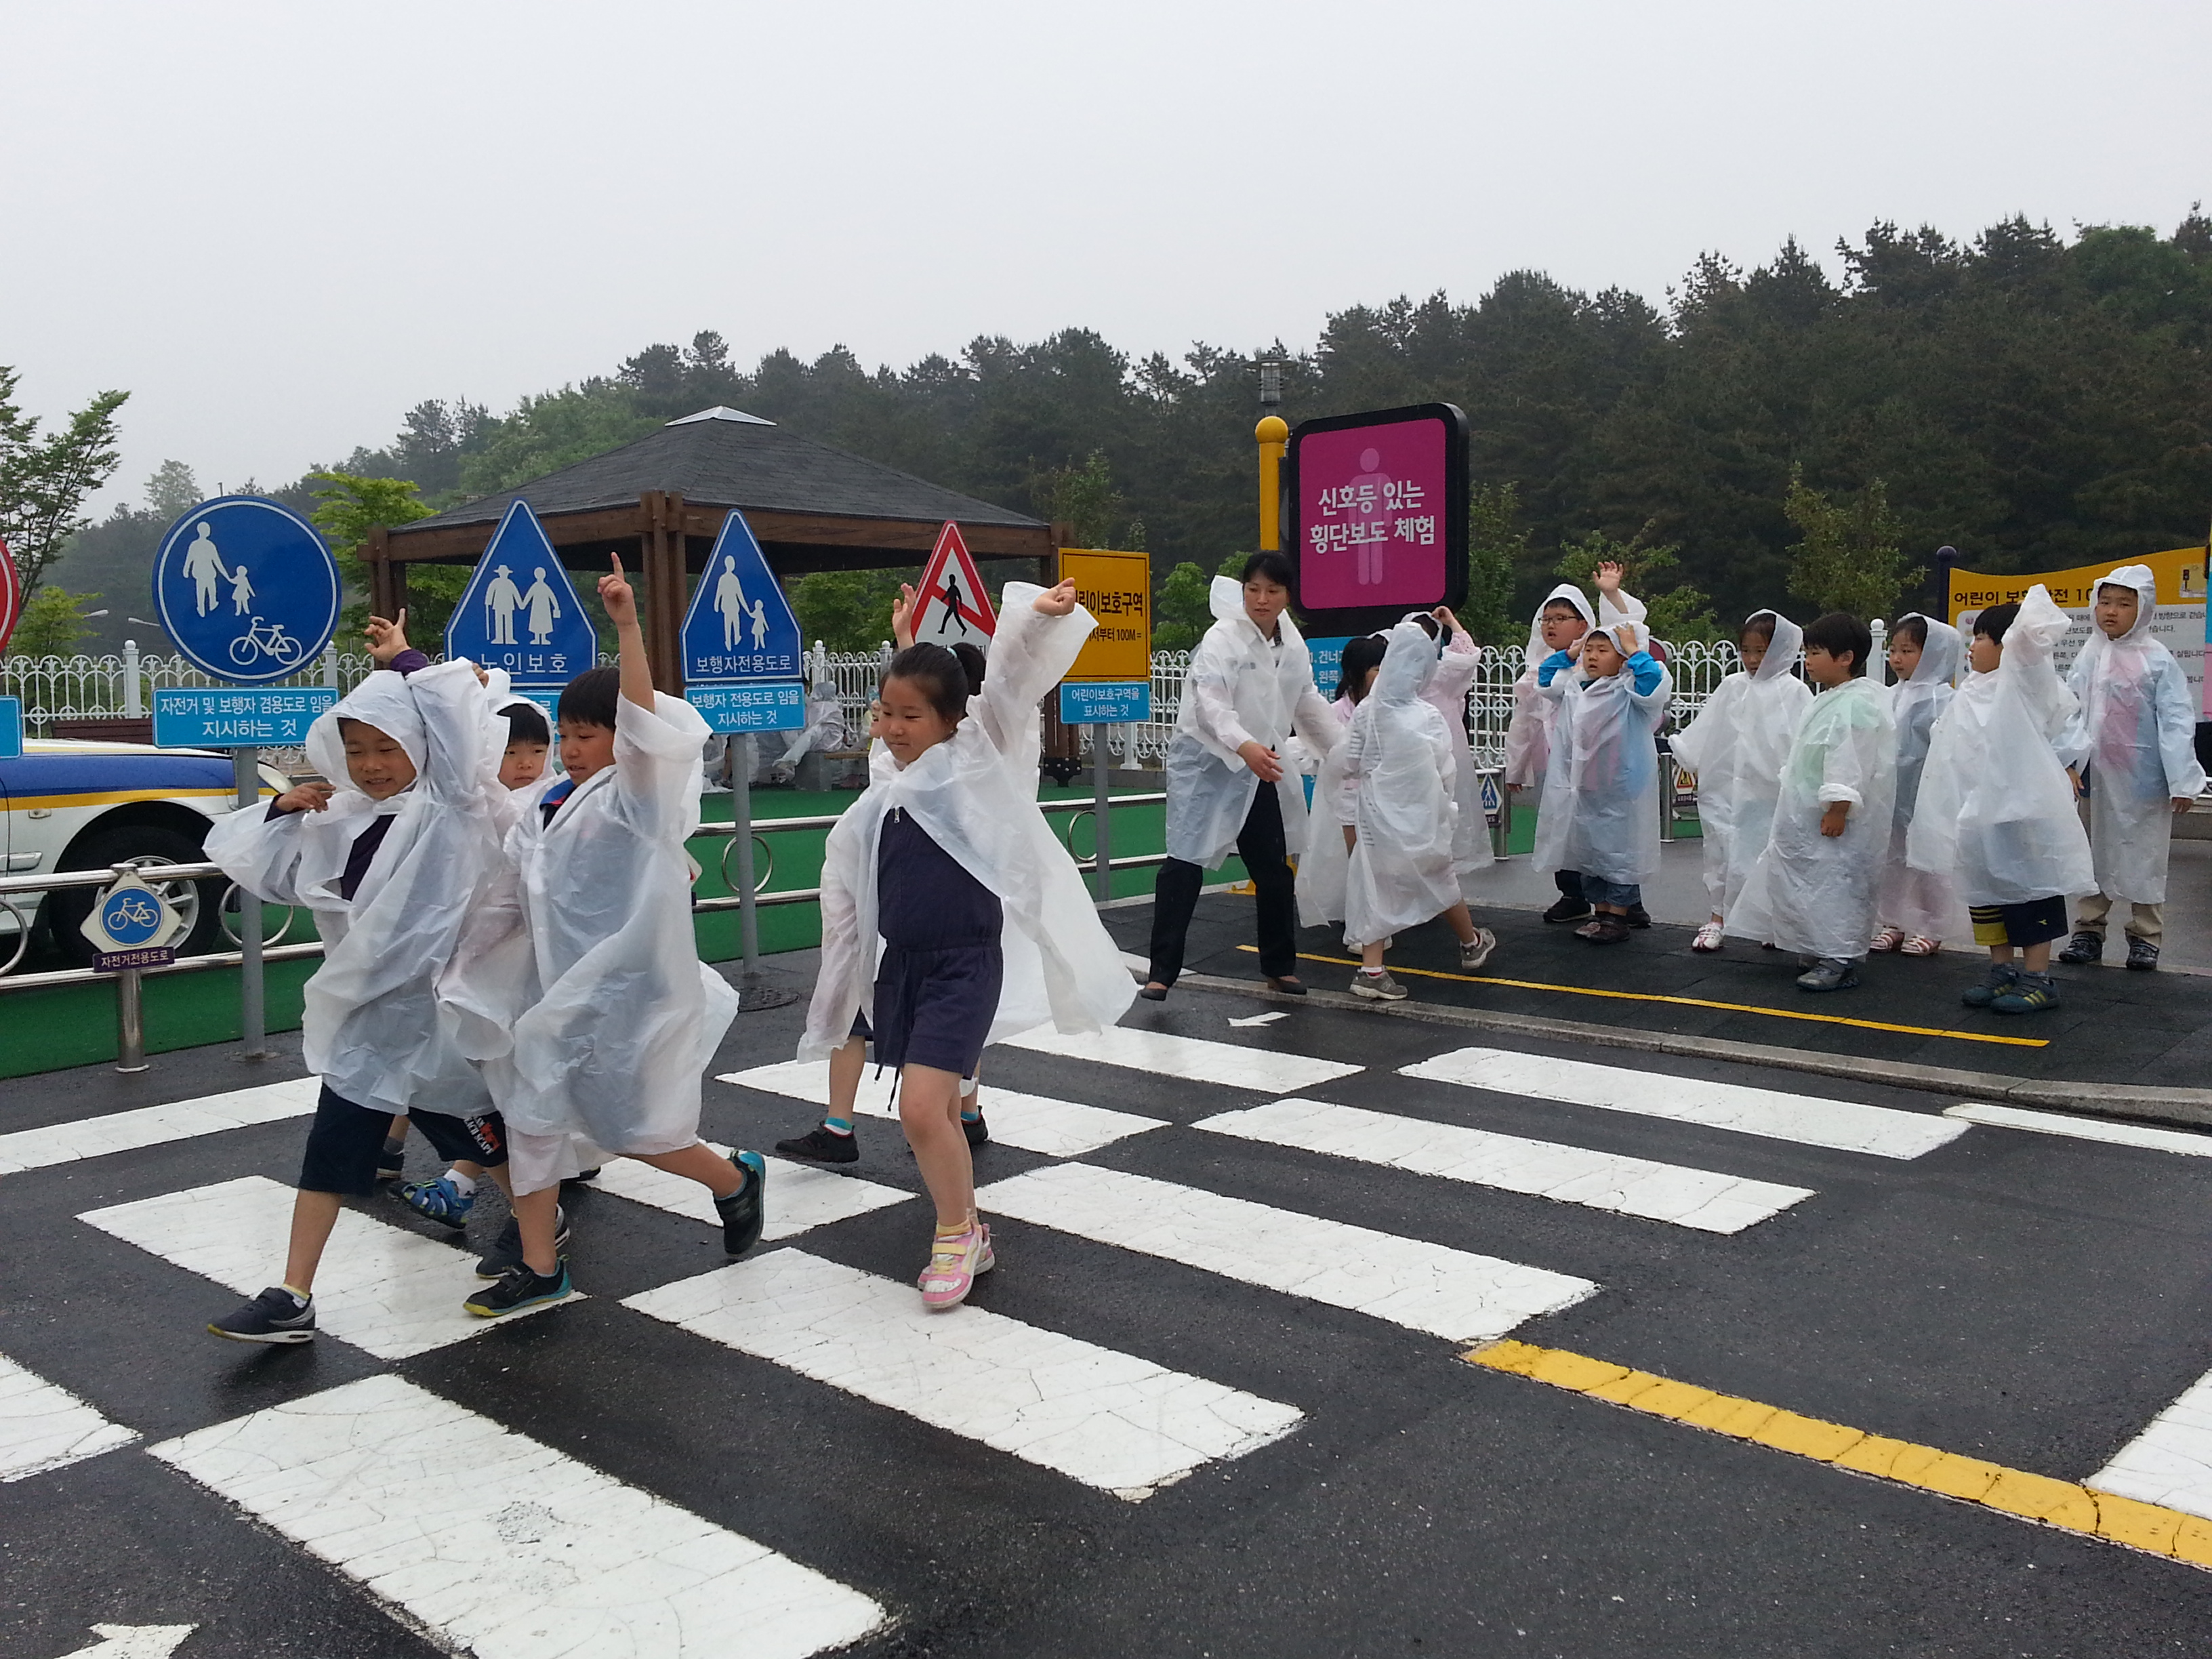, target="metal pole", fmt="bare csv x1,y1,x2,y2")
1091,722,1113,901
233,747,266,1059
115,966,147,1073
733,733,760,974
1658,751,1677,843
